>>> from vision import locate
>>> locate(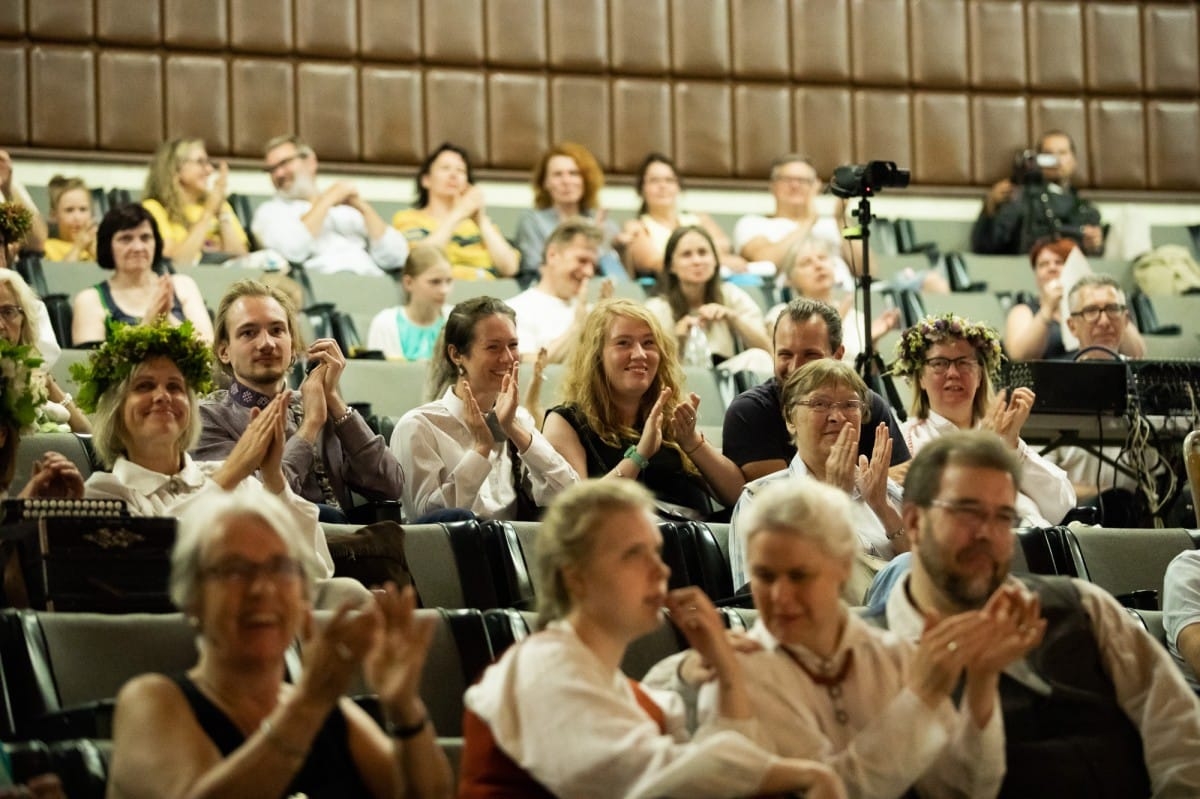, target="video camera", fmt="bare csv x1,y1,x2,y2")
1011,149,1059,185
829,161,910,199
